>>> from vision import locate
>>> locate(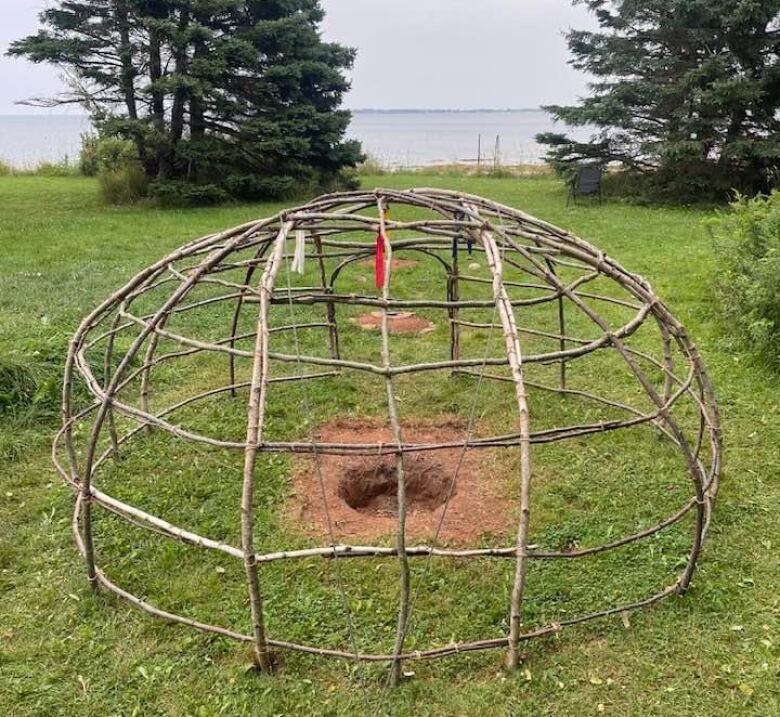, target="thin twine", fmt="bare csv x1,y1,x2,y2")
377,203,510,698
280,229,373,707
